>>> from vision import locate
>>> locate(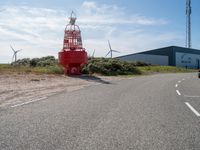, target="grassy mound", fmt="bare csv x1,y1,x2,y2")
82,58,150,76
12,56,57,67
0,56,63,74
0,57,195,76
